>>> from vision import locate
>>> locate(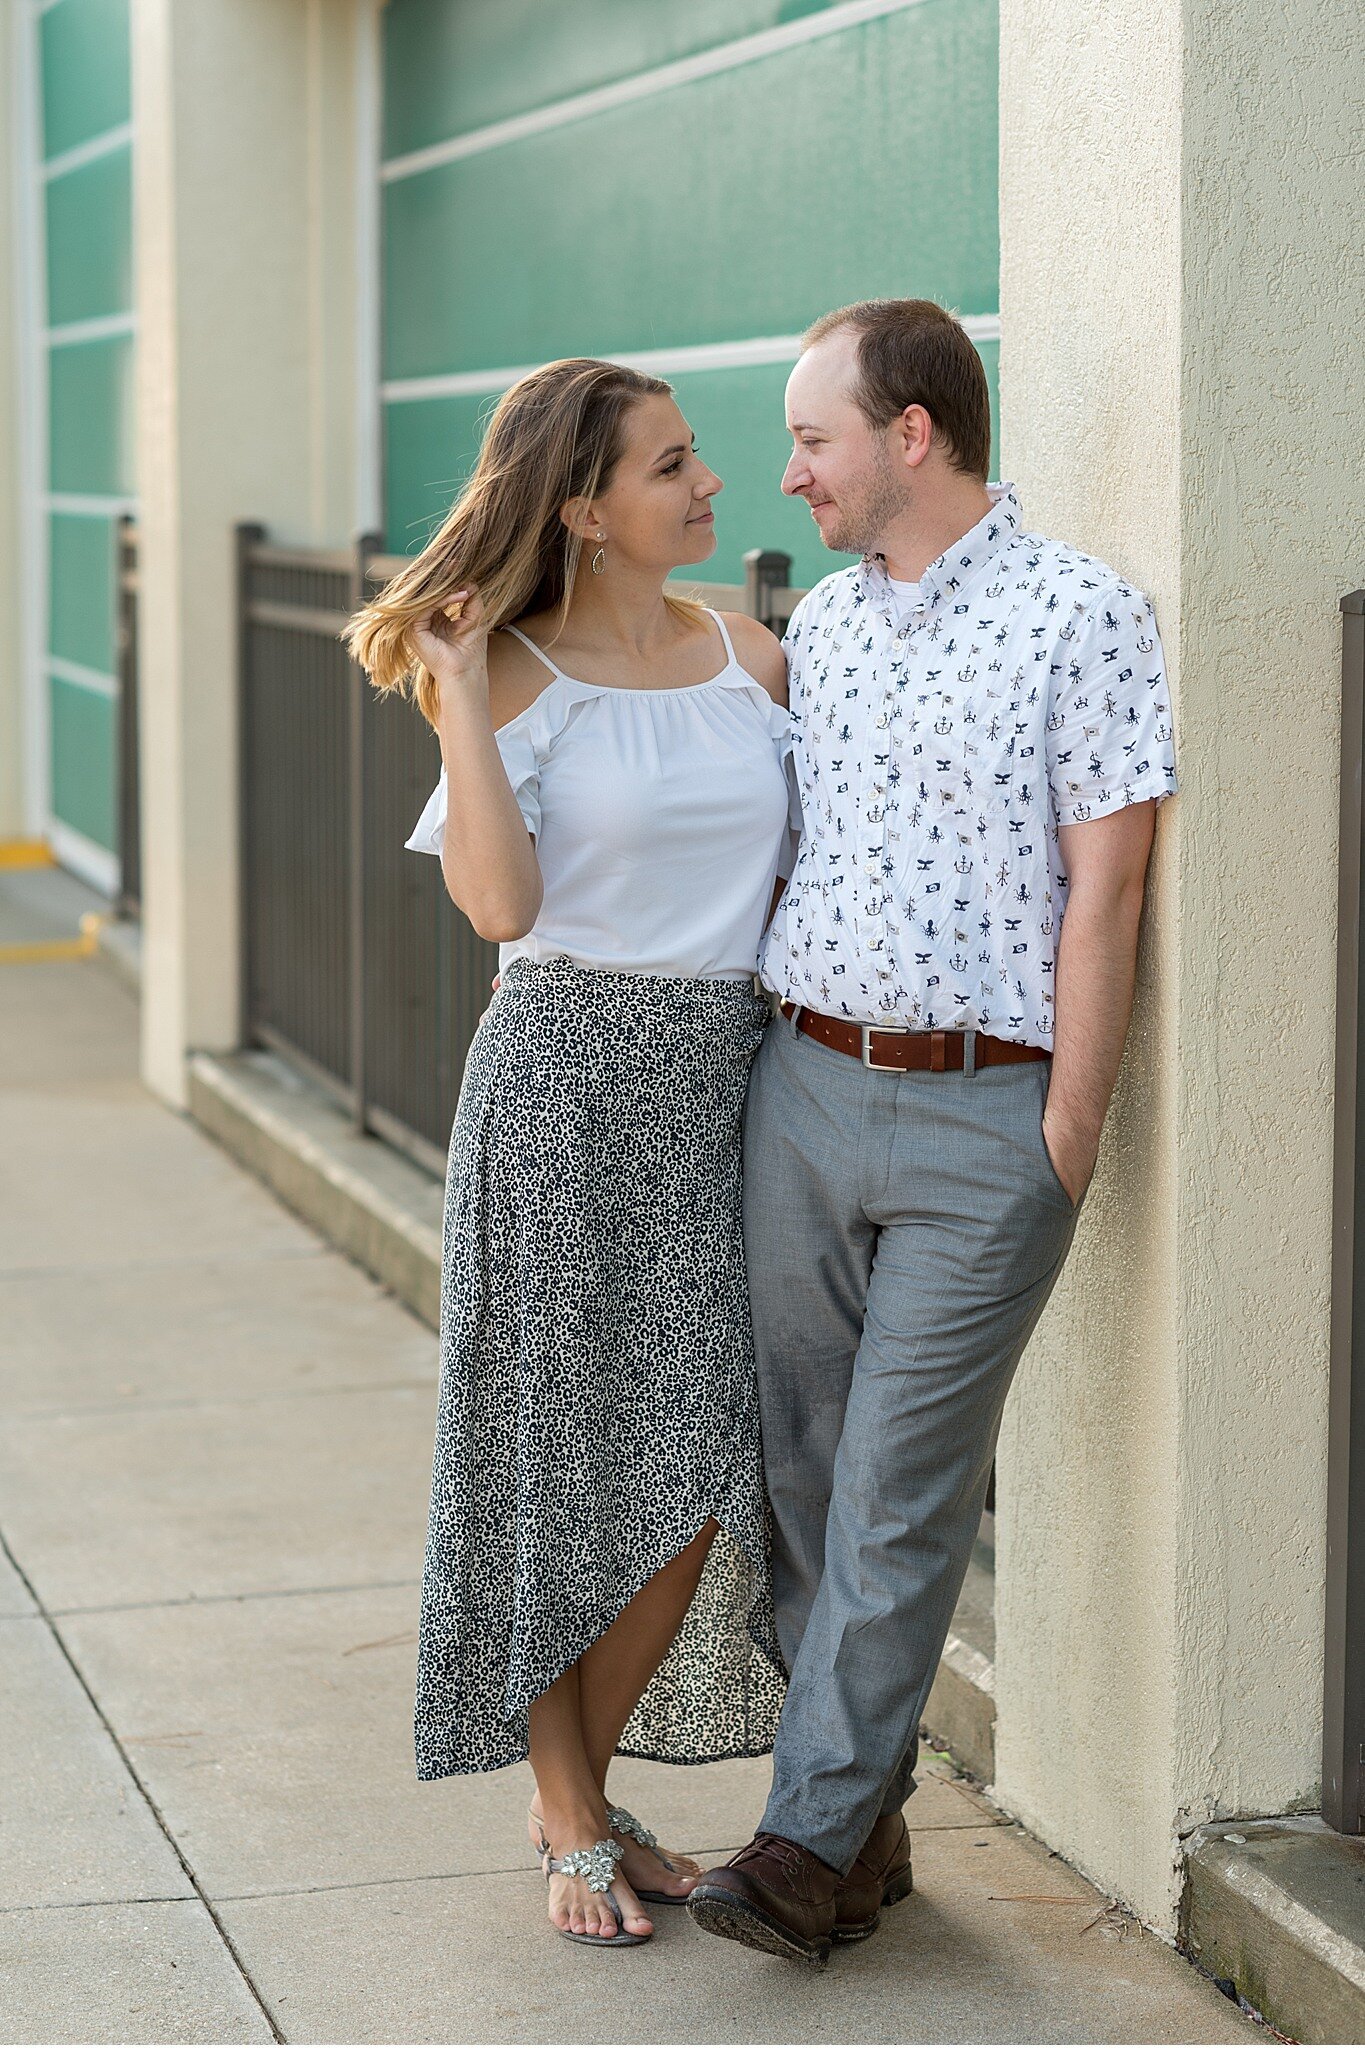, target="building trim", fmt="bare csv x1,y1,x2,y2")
45,310,135,347
45,491,139,517
42,120,132,182
47,654,117,700
354,0,383,533
381,0,937,183
14,0,50,838
47,815,118,896
381,316,1003,404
